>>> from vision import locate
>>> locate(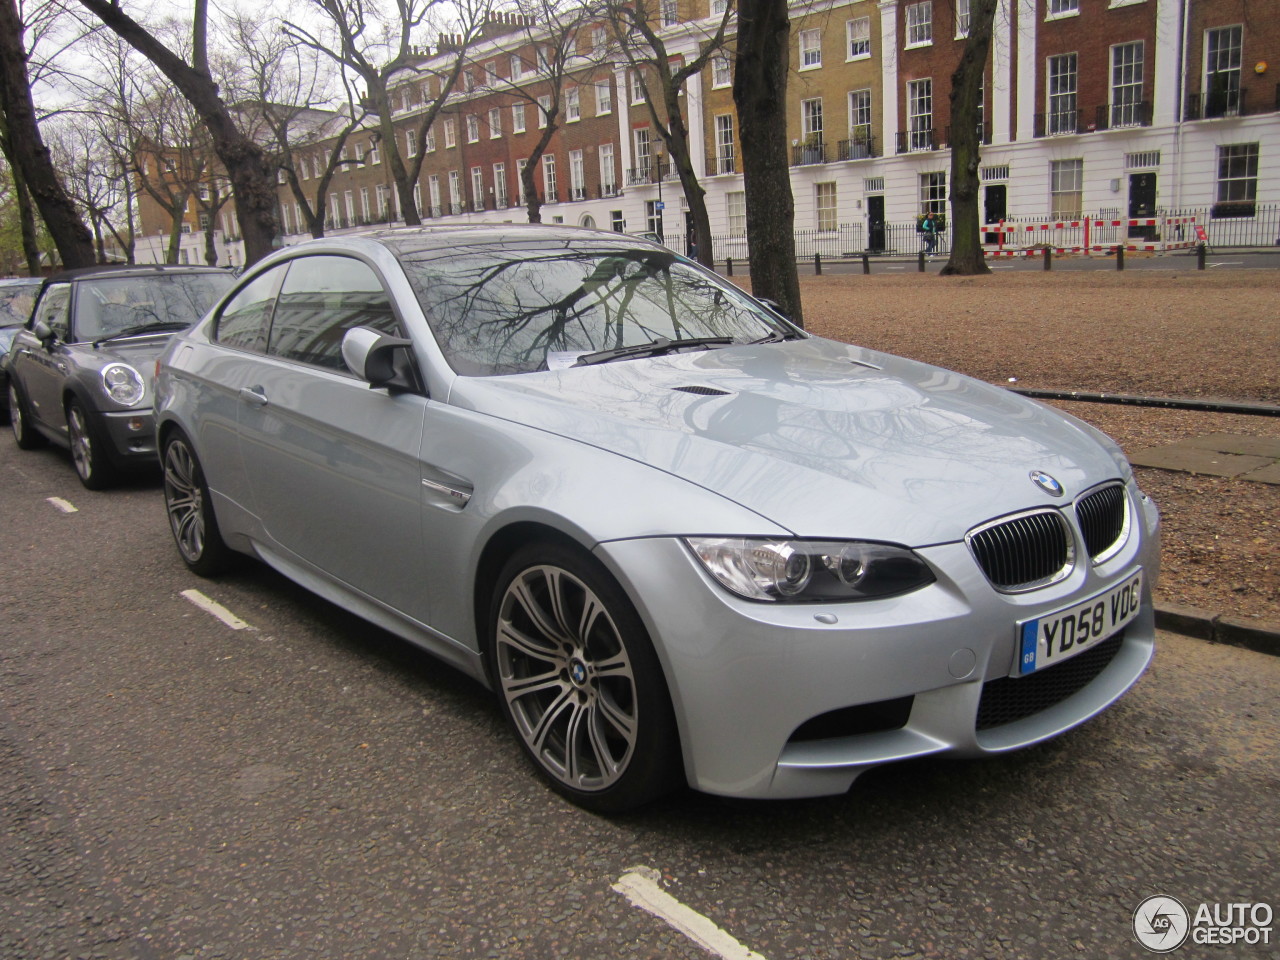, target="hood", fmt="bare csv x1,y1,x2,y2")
451,338,1123,545
71,334,176,382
